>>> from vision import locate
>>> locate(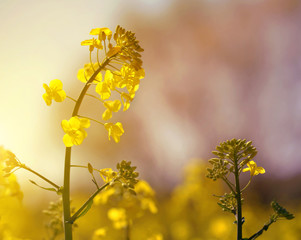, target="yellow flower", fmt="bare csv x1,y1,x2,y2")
43,79,66,106
99,168,117,183
90,28,112,40
147,234,163,240
107,208,127,229
93,227,107,239
242,160,265,176
102,100,121,120
121,92,135,111
121,65,145,93
61,116,90,147
81,38,103,50
77,63,102,83
95,71,114,100
104,122,124,143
